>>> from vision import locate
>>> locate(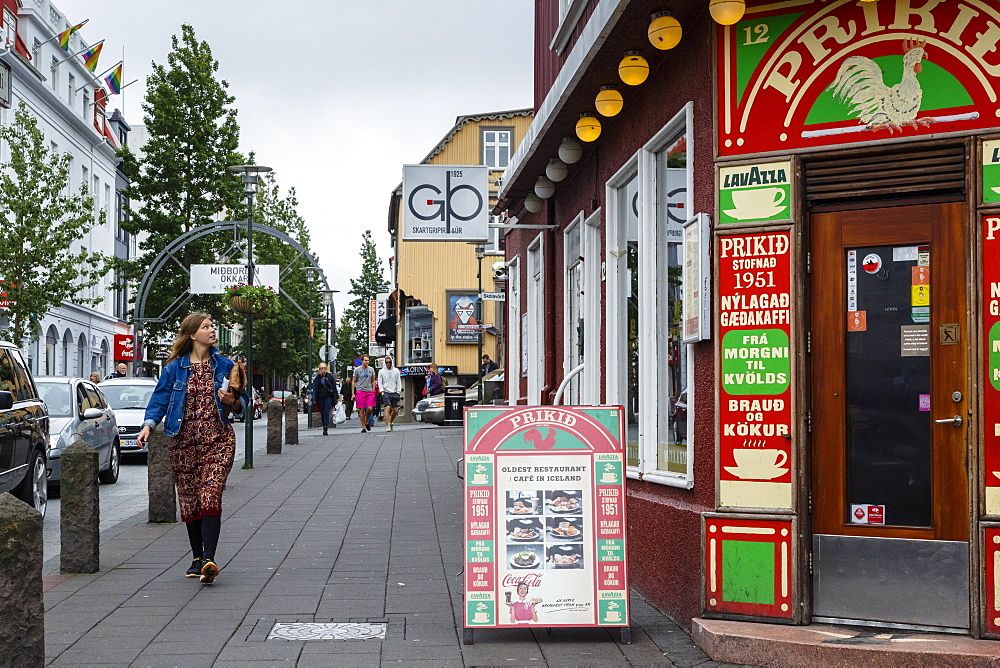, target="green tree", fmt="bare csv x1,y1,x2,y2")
232,174,323,391
0,104,106,347
335,230,388,374
118,23,242,343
